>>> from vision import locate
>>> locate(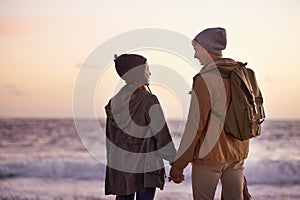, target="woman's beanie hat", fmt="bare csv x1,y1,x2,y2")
114,54,147,77
194,27,227,56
